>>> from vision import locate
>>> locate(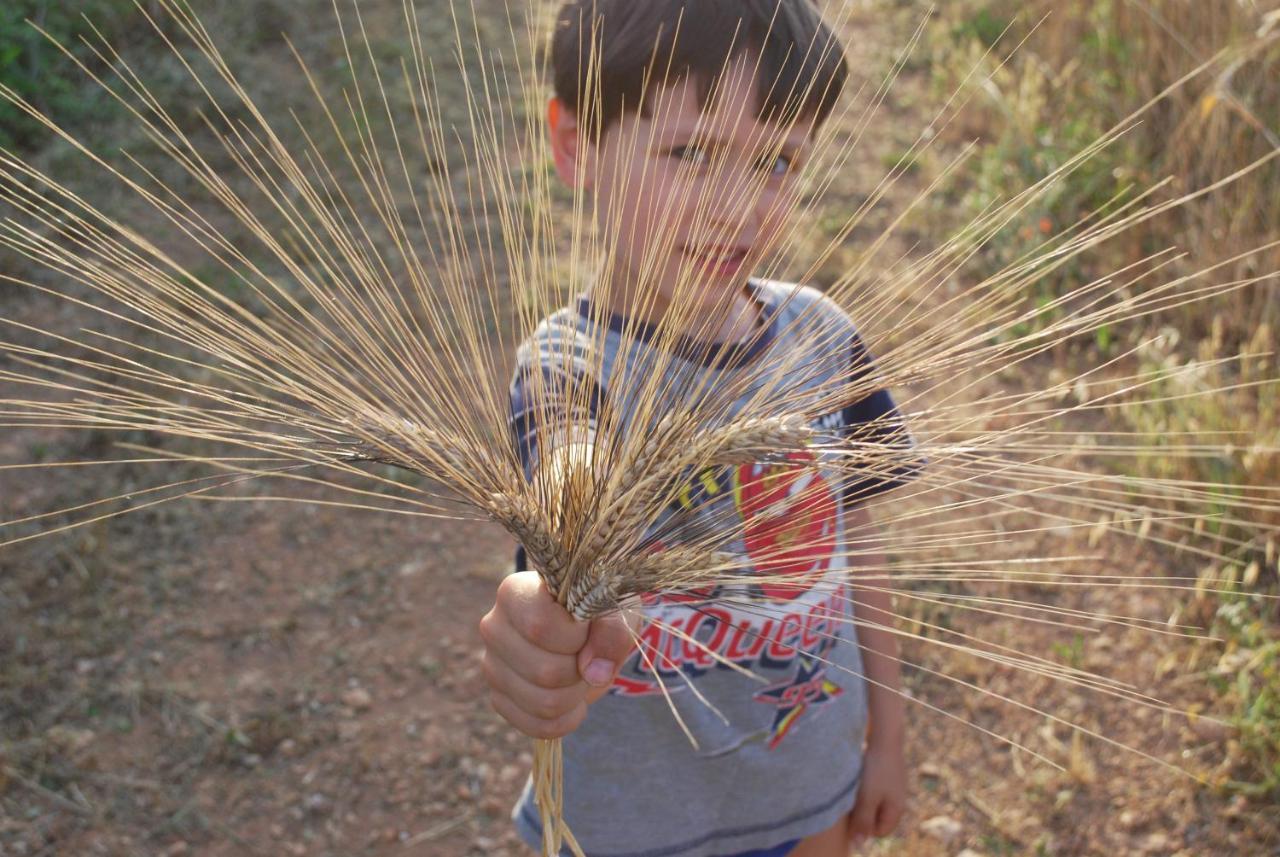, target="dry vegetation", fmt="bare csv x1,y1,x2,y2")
1,1,1277,856
918,0,1280,802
